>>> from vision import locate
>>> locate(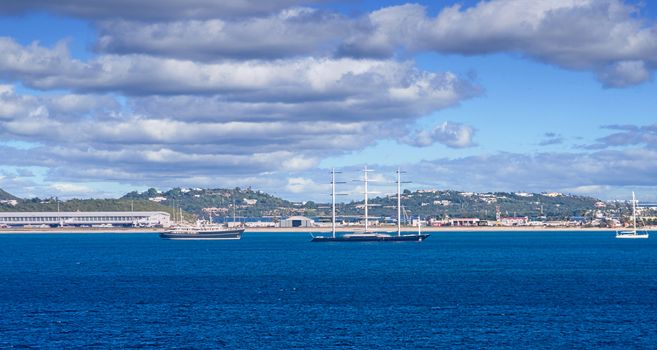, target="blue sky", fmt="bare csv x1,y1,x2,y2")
1,0,657,202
